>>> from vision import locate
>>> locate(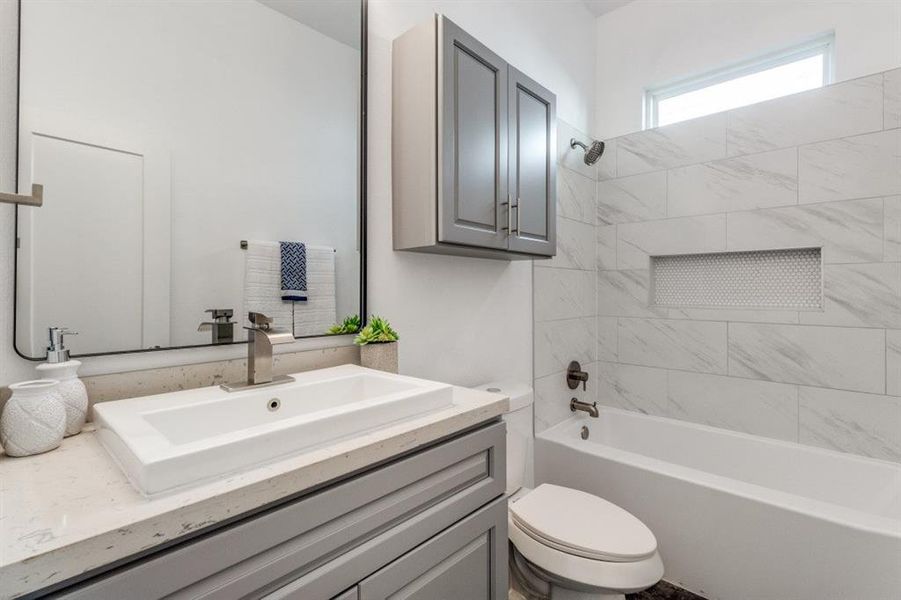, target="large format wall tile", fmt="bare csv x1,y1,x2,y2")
726,198,884,264
886,196,901,262
535,317,596,378
618,214,726,269
597,225,617,270
557,166,597,225
557,119,598,180
667,307,799,324
667,371,798,441
888,330,901,397
667,148,798,217
597,137,617,180
618,318,727,374
617,113,727,176
597,270,666,318
800,263,901,328
543,217,595,270
534,267,596,321
798,129,901,204
885,68,901,130
597,317,617,362
726,74,884,156
596,361,668,415
535,361,597,432
728,323,885,393
799,387,901,462
597,171,666,224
